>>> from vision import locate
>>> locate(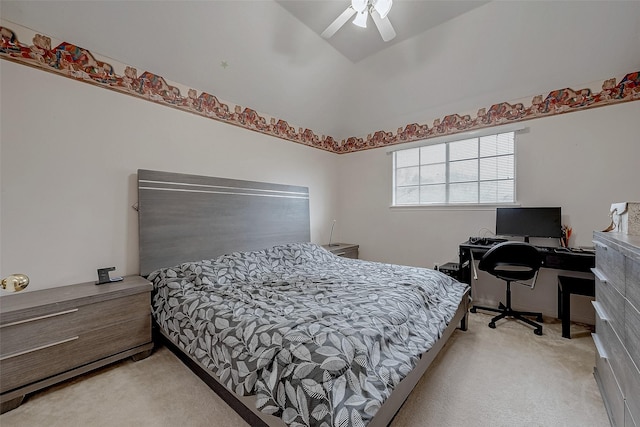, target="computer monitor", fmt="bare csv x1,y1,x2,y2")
495,207,562,243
